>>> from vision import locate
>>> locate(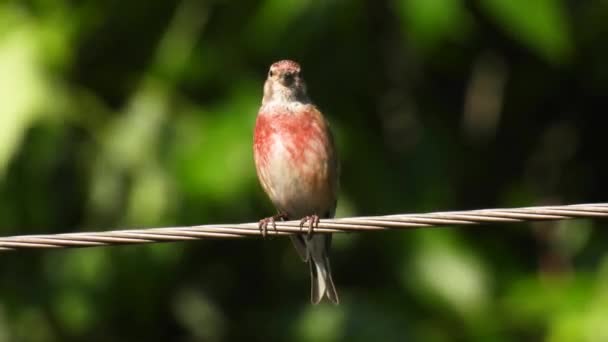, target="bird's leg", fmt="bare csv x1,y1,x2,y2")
299,215,320,239
258,213,288,237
